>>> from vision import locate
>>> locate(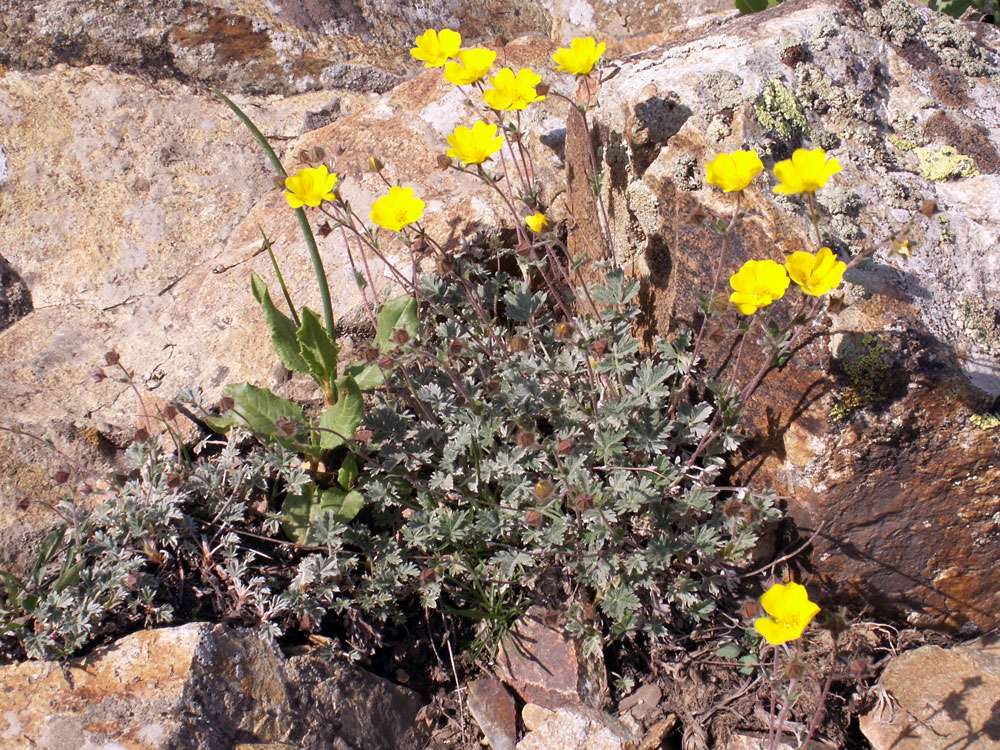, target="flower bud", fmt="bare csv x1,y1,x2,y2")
162,404,178,421
437,155,453,170
516,430,536,448
312,146,327,161
523,509,542,526
134,427,150,443
104,351,120,366
920,199,936,218
557,438,573,454
219,397,235,412
369,156,385,172
393,329,411,346
511,335,529,352
534,481,554,500
53,471,70,485
91,368,107,383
